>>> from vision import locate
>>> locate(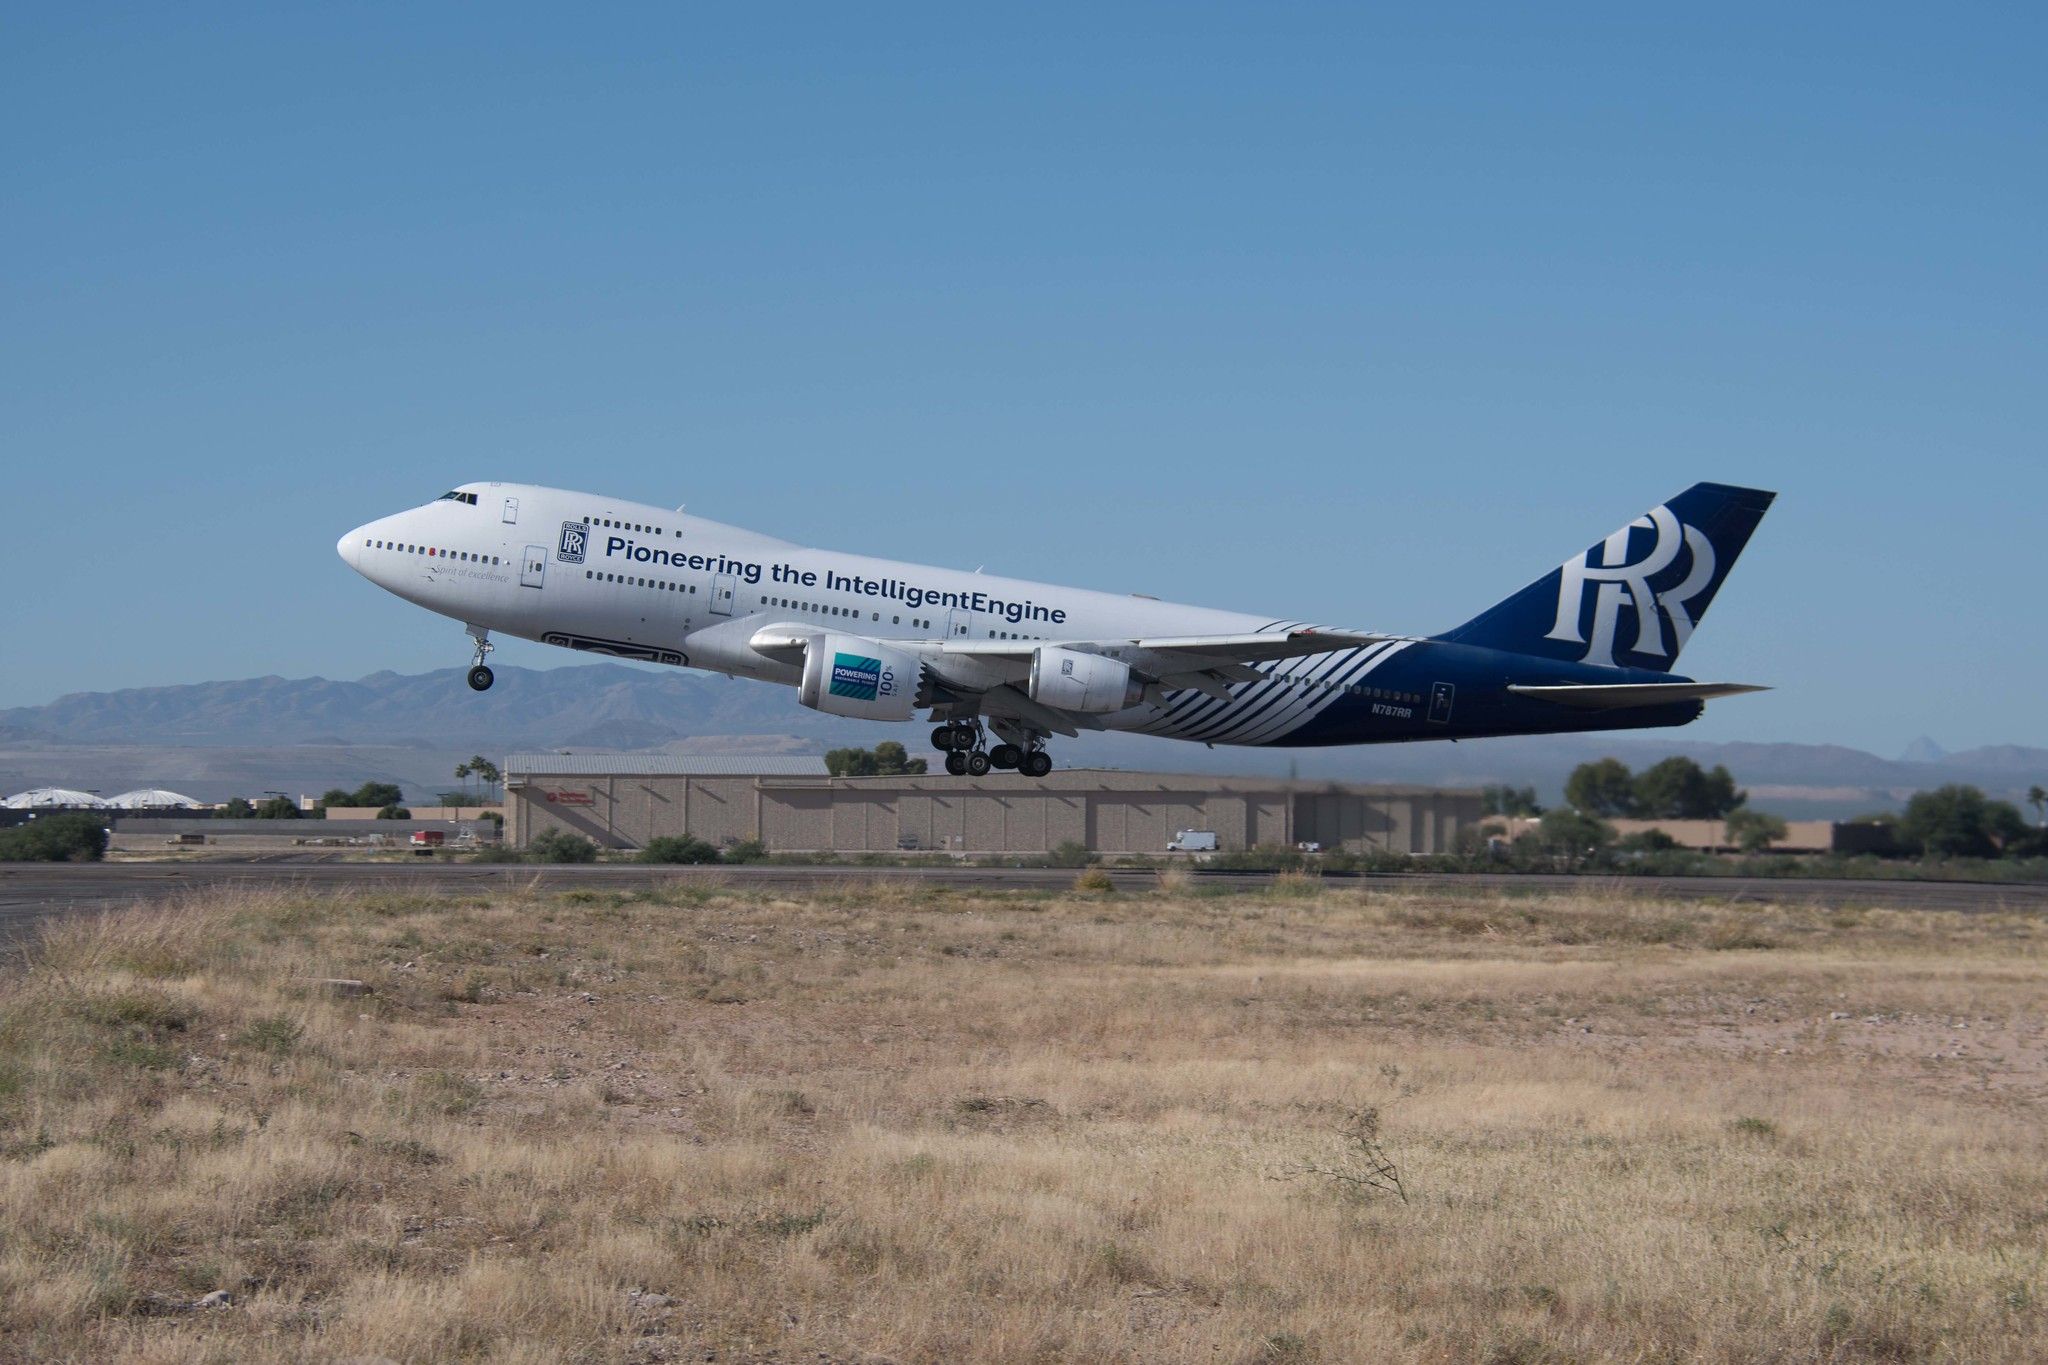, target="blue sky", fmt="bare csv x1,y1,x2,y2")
3,4,2041,754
